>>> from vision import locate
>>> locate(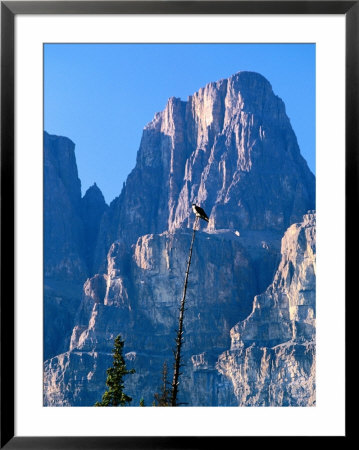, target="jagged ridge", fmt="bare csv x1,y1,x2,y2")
43,71,316,406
